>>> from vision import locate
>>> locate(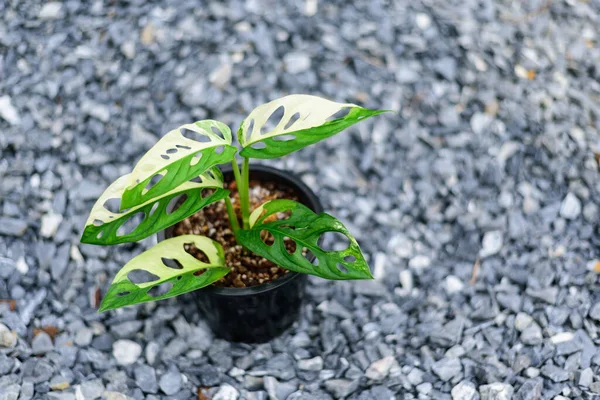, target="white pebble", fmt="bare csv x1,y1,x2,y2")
112,340,142,366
